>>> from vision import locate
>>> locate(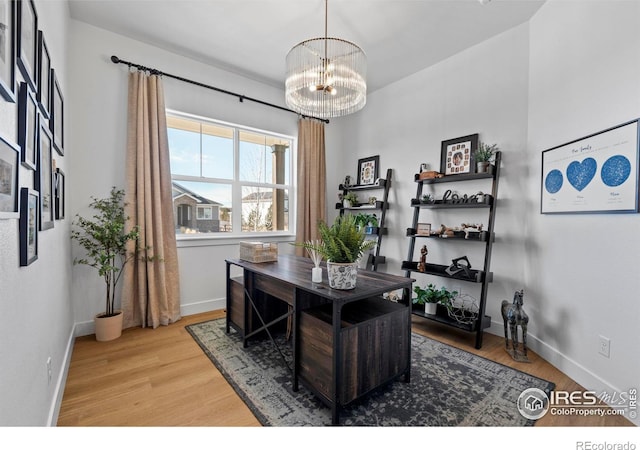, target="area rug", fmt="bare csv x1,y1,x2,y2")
186,318,555,426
